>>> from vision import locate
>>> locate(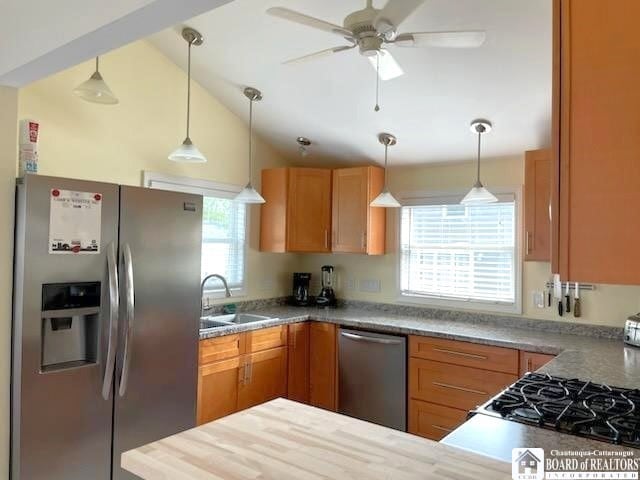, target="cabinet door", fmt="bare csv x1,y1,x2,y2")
332,166,385,255
519,351,555,376
524,149,551,262
237,347,288,411
553,0,640,283
287,323,310,403
309,322,337,411
197,357,242,425
260,168,288,253
287,168,332,252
